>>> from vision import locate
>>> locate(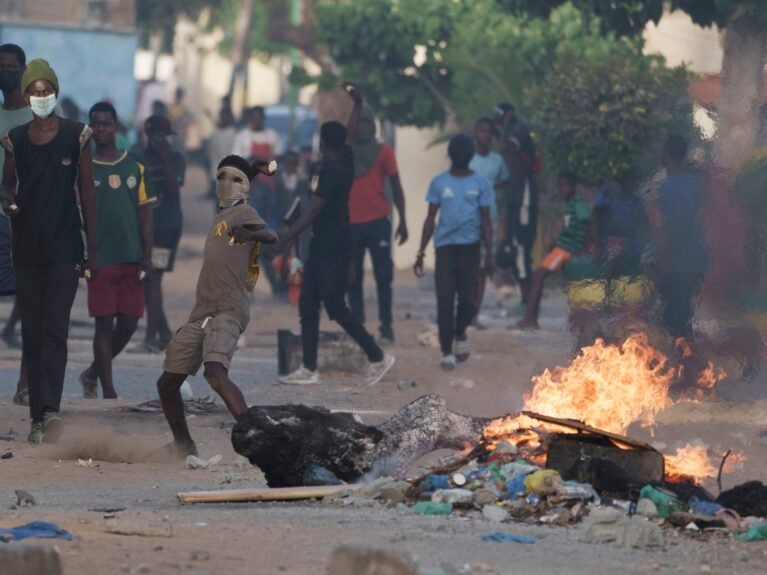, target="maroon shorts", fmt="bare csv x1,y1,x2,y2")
87,263,145,318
